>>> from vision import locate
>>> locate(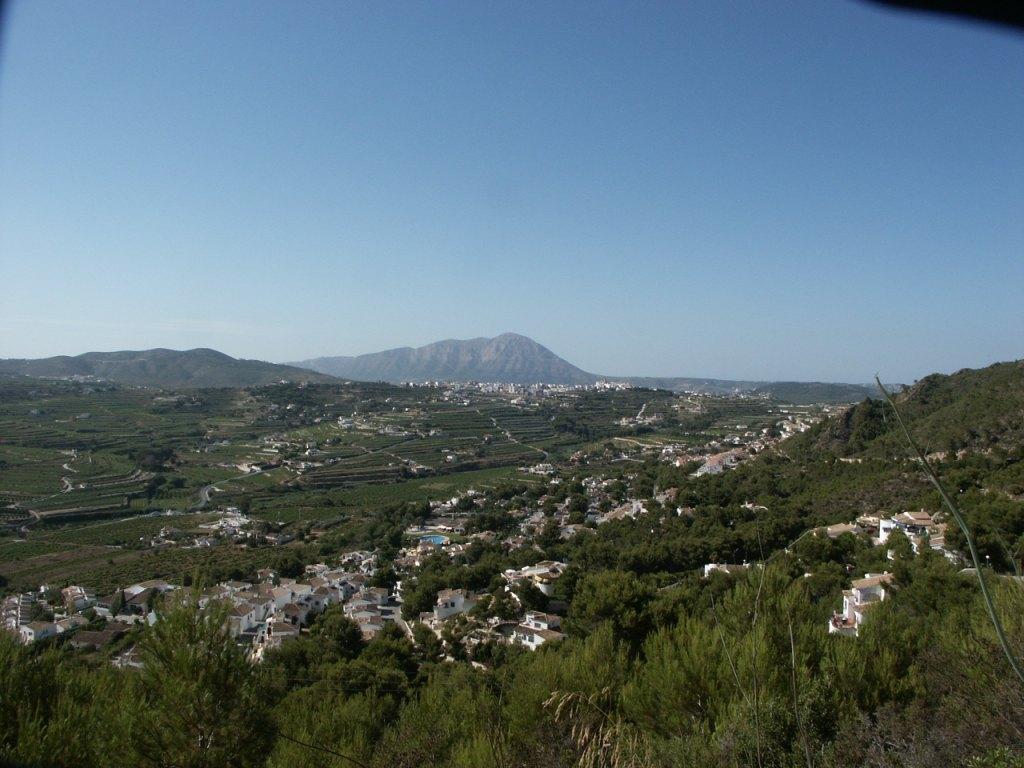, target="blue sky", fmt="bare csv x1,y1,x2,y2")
1,1,1021,382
